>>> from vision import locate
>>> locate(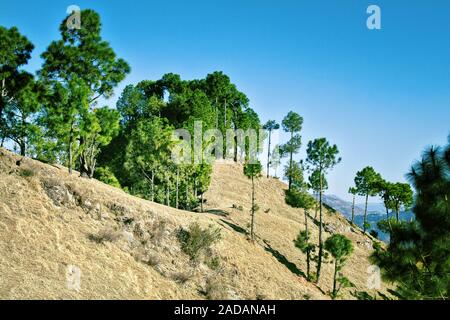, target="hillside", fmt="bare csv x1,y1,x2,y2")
0,148,390,299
